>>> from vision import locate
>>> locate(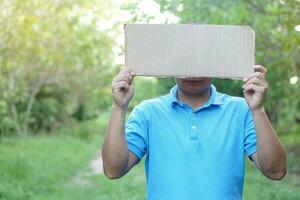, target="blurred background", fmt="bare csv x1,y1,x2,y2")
0,0,299,199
